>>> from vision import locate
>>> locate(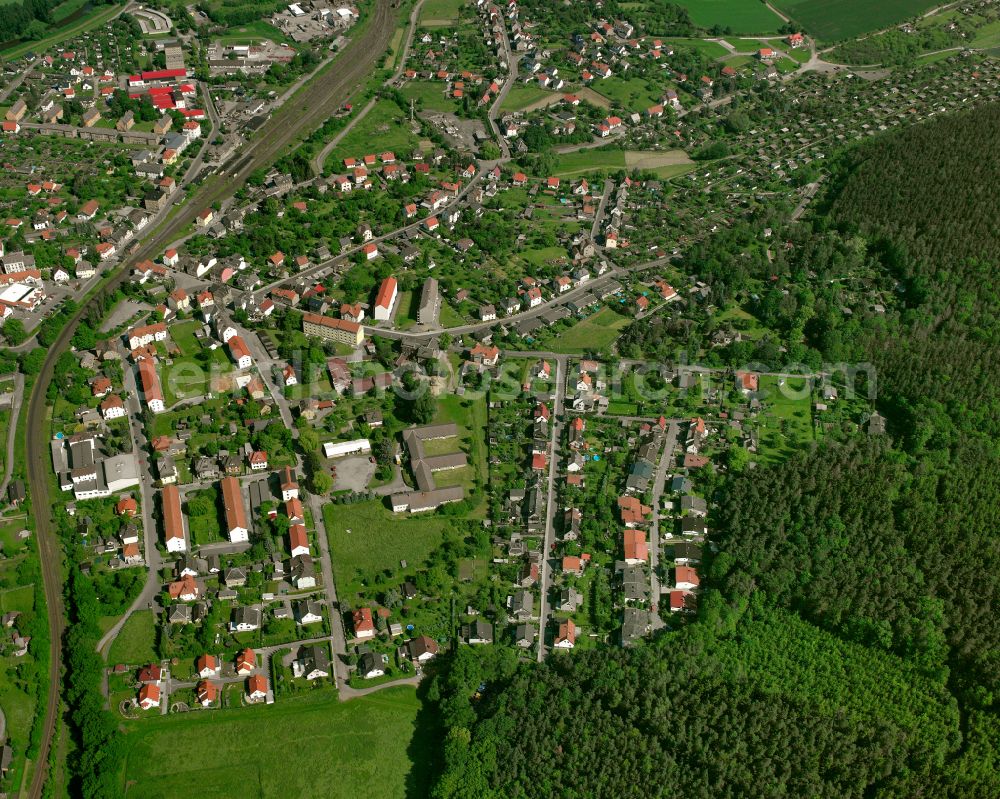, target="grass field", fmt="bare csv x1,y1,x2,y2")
438,301,465,328
970,18,1000,48
521,245,569,269
591,76,664,113
399,79,459,113
161,355,232,407
551,148,625,177
326,99,423,171
107,610,158,665
665,37,731,58
418,0,465,24
324,501,450,594
384,24,407,71
170,320,203,357
670,0,782,33
548,307,630,354
0,584,33,613
121,687,434,799
771,0,938,41
550,148,692,179
498,84,554,112
0,408,10,475
757,374,814,463
434,393,488,496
